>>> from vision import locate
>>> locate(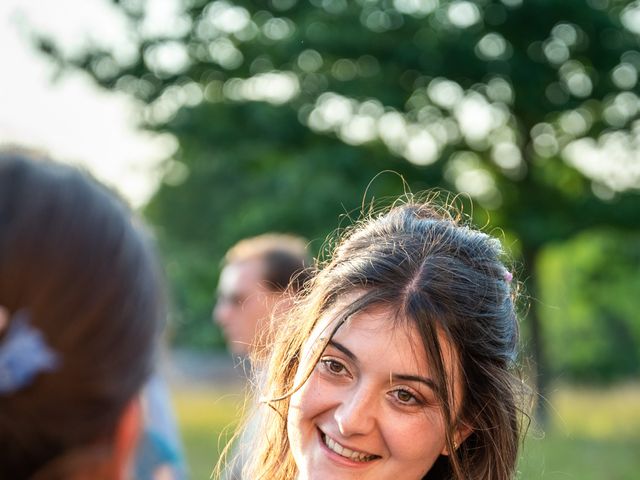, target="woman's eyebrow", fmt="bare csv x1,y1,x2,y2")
392,374,437,391
328,339,437,391
327,339,357,361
